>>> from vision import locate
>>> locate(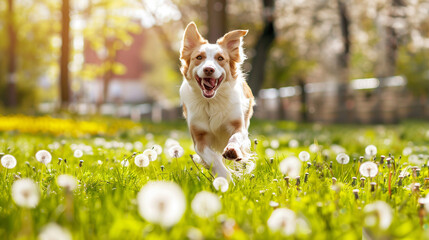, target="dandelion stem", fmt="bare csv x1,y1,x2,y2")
388,169,392,198
190,155,213,181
